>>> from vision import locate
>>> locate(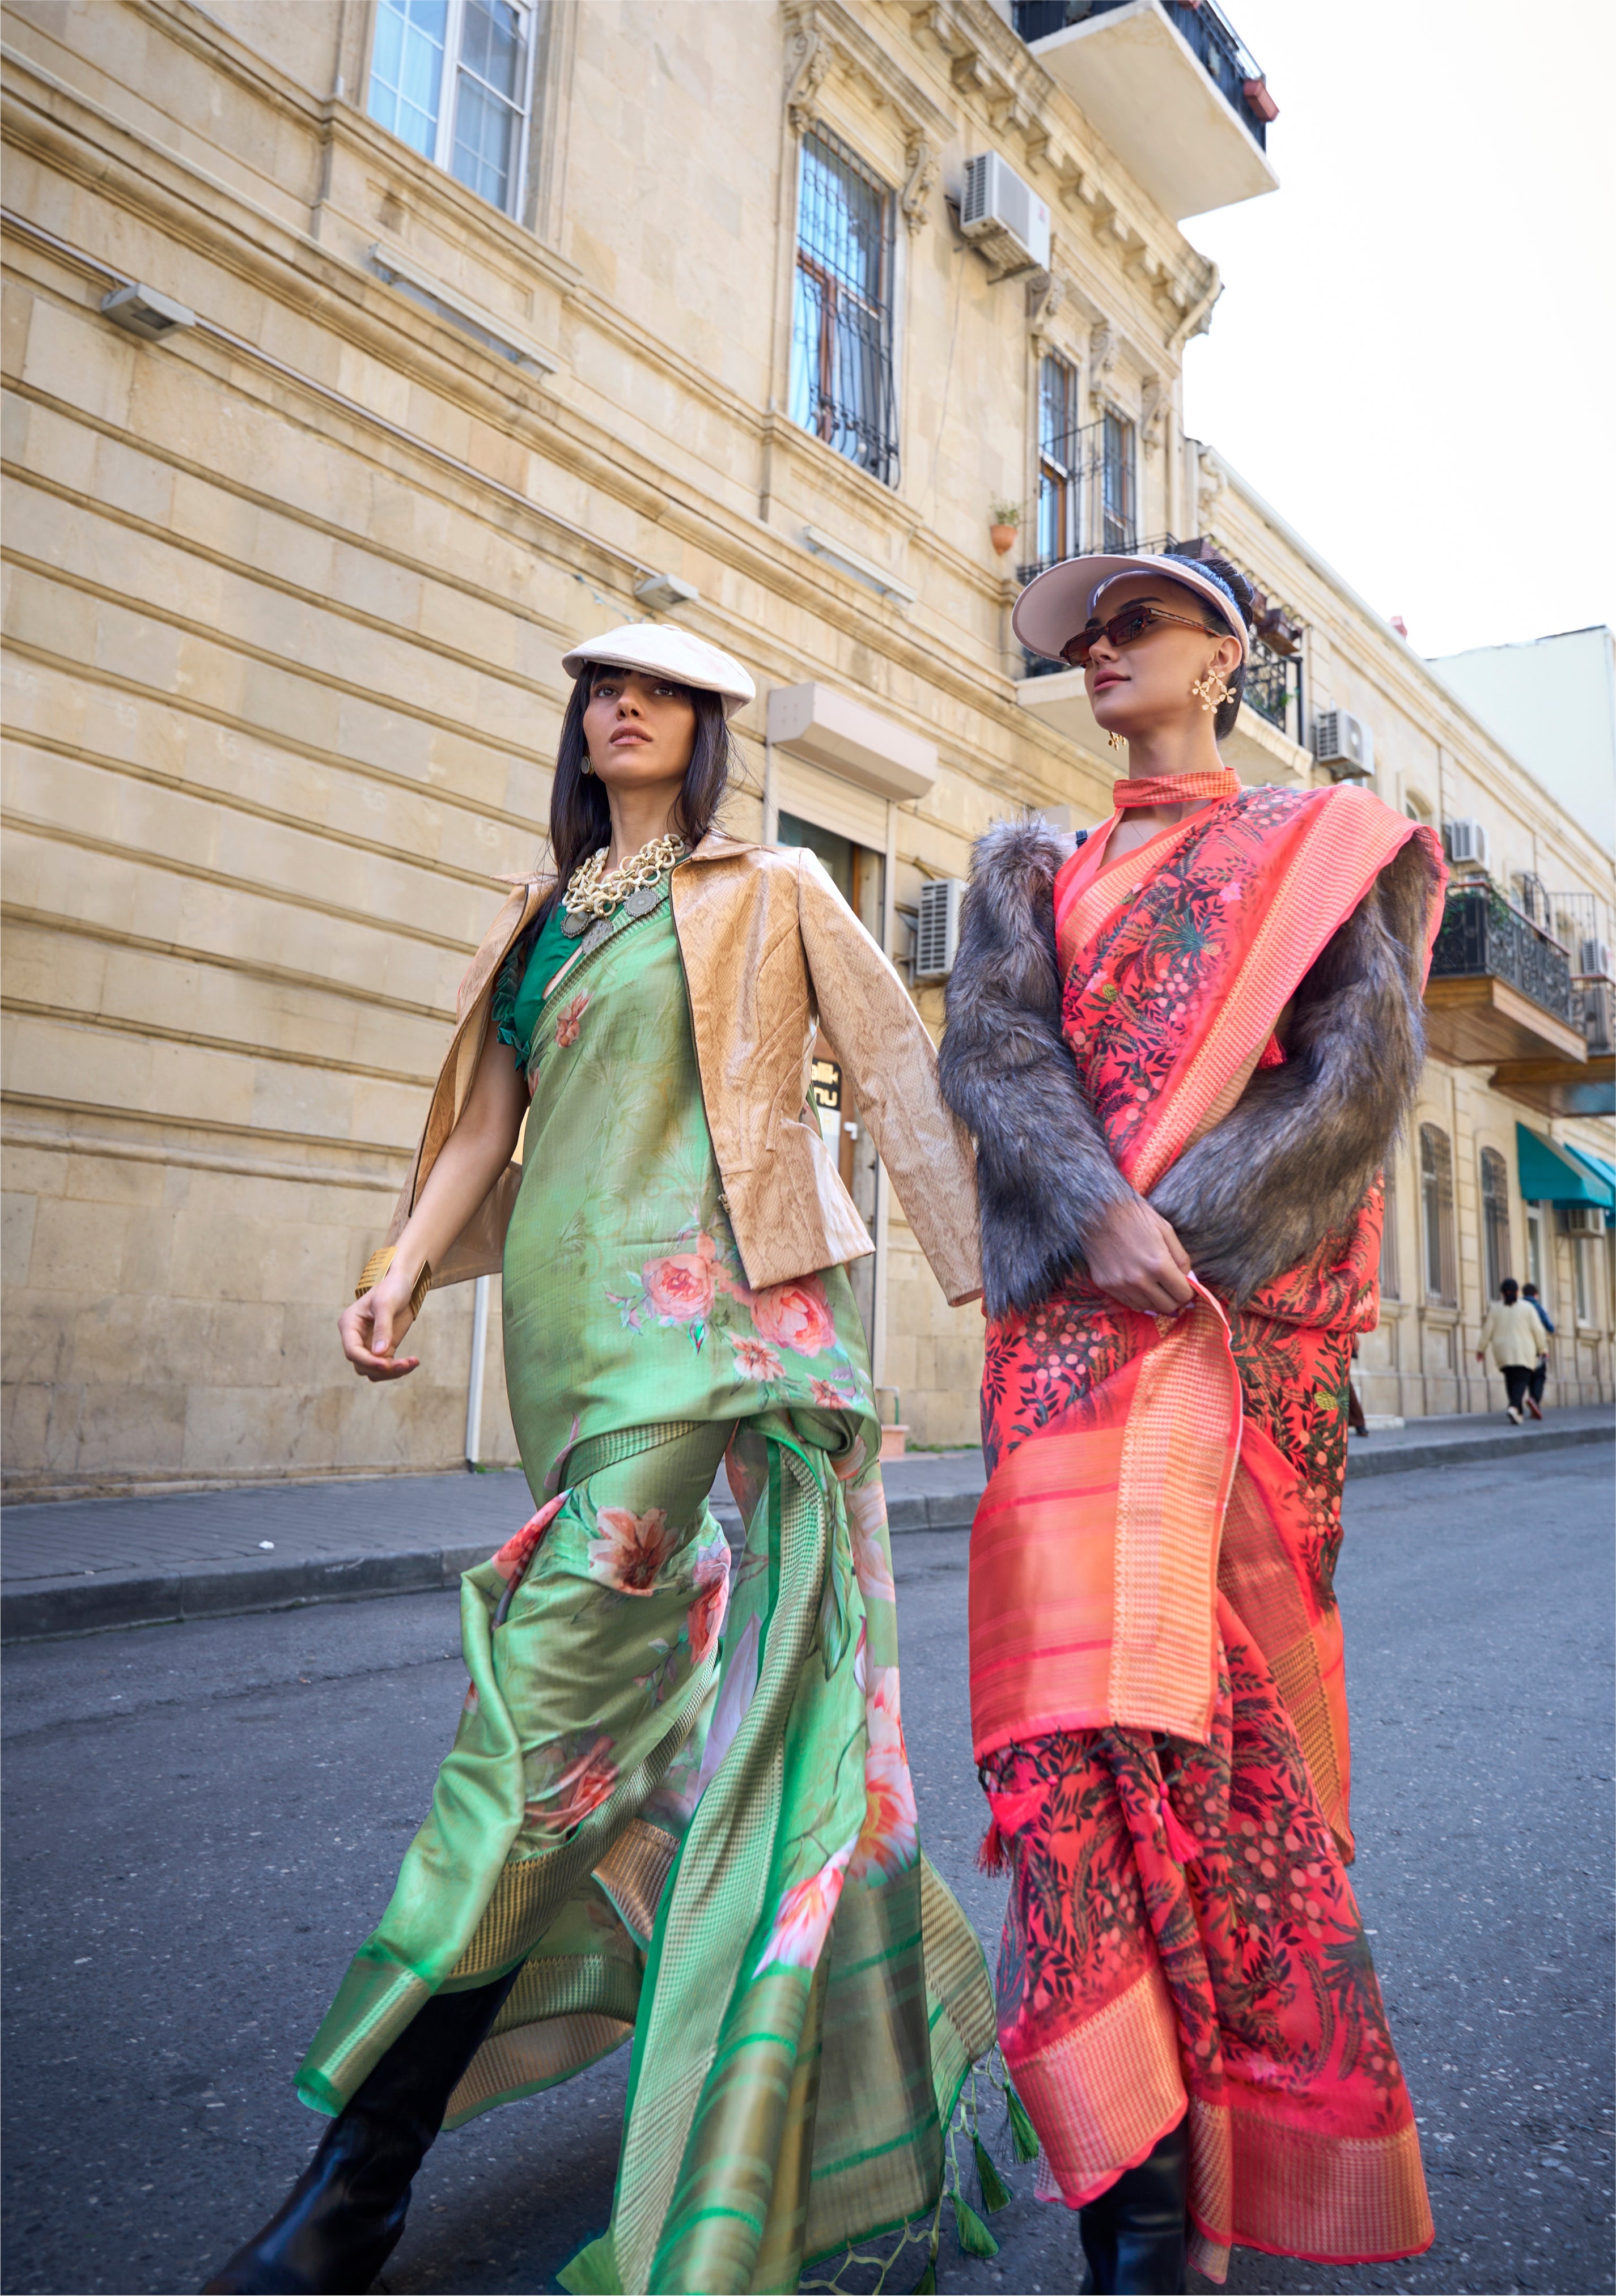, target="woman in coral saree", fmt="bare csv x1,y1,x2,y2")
206,626,992,2296
941,547,1443,2292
